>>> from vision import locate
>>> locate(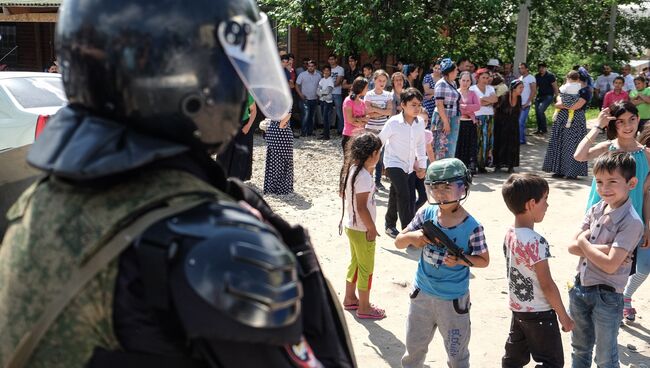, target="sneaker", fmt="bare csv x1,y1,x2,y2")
623,307,636,322
385,227,399,238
